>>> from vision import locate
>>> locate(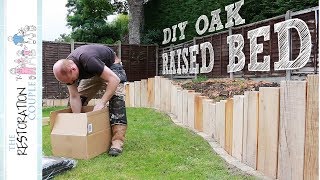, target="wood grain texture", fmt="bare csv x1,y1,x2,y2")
147,78,155,108
177,88,183,123
202,99,214,136
278,81,307,180
182,90,188,126
243,91,259,169
187,92,198,129
278,81,306,180
257,87,280,179
124,83,130,107
225,99,233,155
154,76,161,109
232,95,244,160
214,101,220,141
165,79,171,113
170,84,177,115
216,101,225,147
140,79,148,107
160,78,167,111
304,75,319,180
182,90,191,126
194,96,205,132
129,82,135,107
134,81,141,107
